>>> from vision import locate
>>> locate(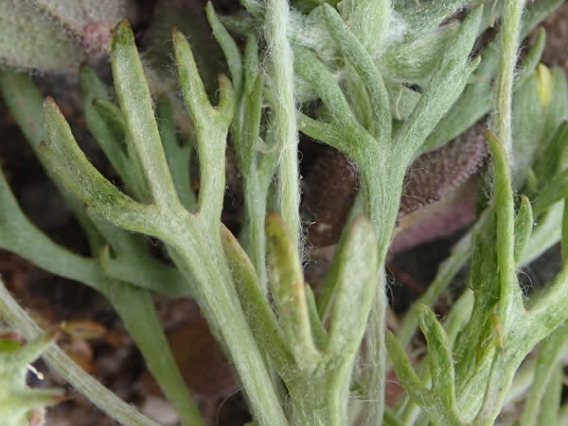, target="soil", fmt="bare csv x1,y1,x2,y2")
1,1,567,425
